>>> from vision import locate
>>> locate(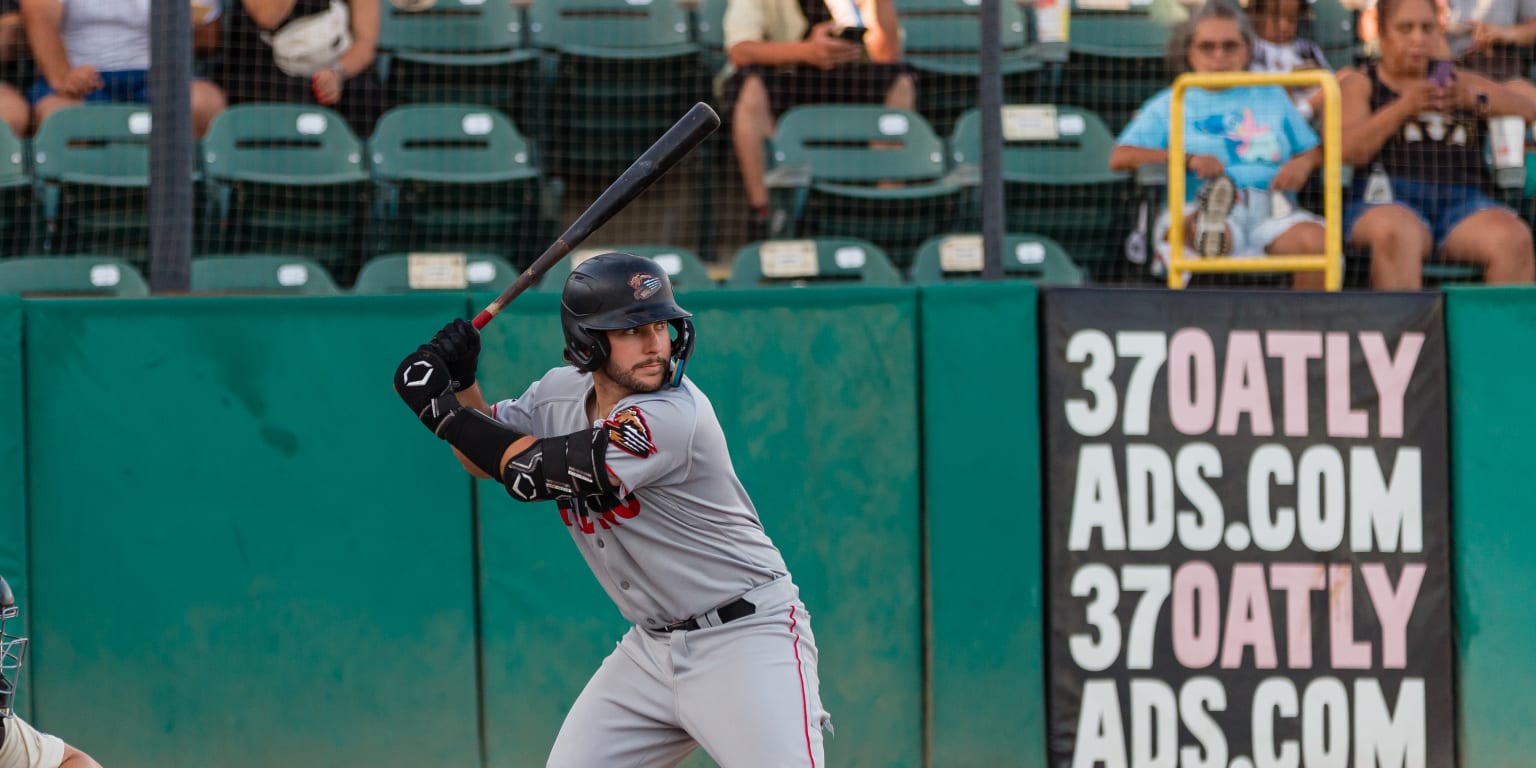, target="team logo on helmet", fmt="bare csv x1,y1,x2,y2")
629,273,663,301
605,406,656,458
